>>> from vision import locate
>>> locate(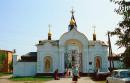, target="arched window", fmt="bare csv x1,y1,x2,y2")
44,56,52,72
95,56,102,70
